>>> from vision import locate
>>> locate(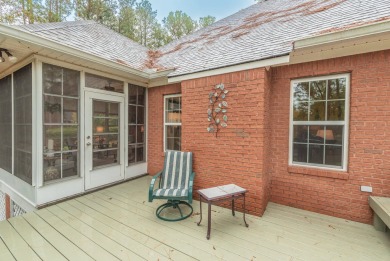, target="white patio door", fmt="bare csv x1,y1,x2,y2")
84,91,125,190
